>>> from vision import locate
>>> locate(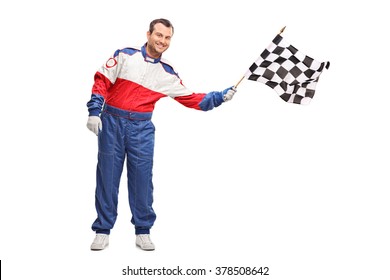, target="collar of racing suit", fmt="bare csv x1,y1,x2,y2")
141,43,161,64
